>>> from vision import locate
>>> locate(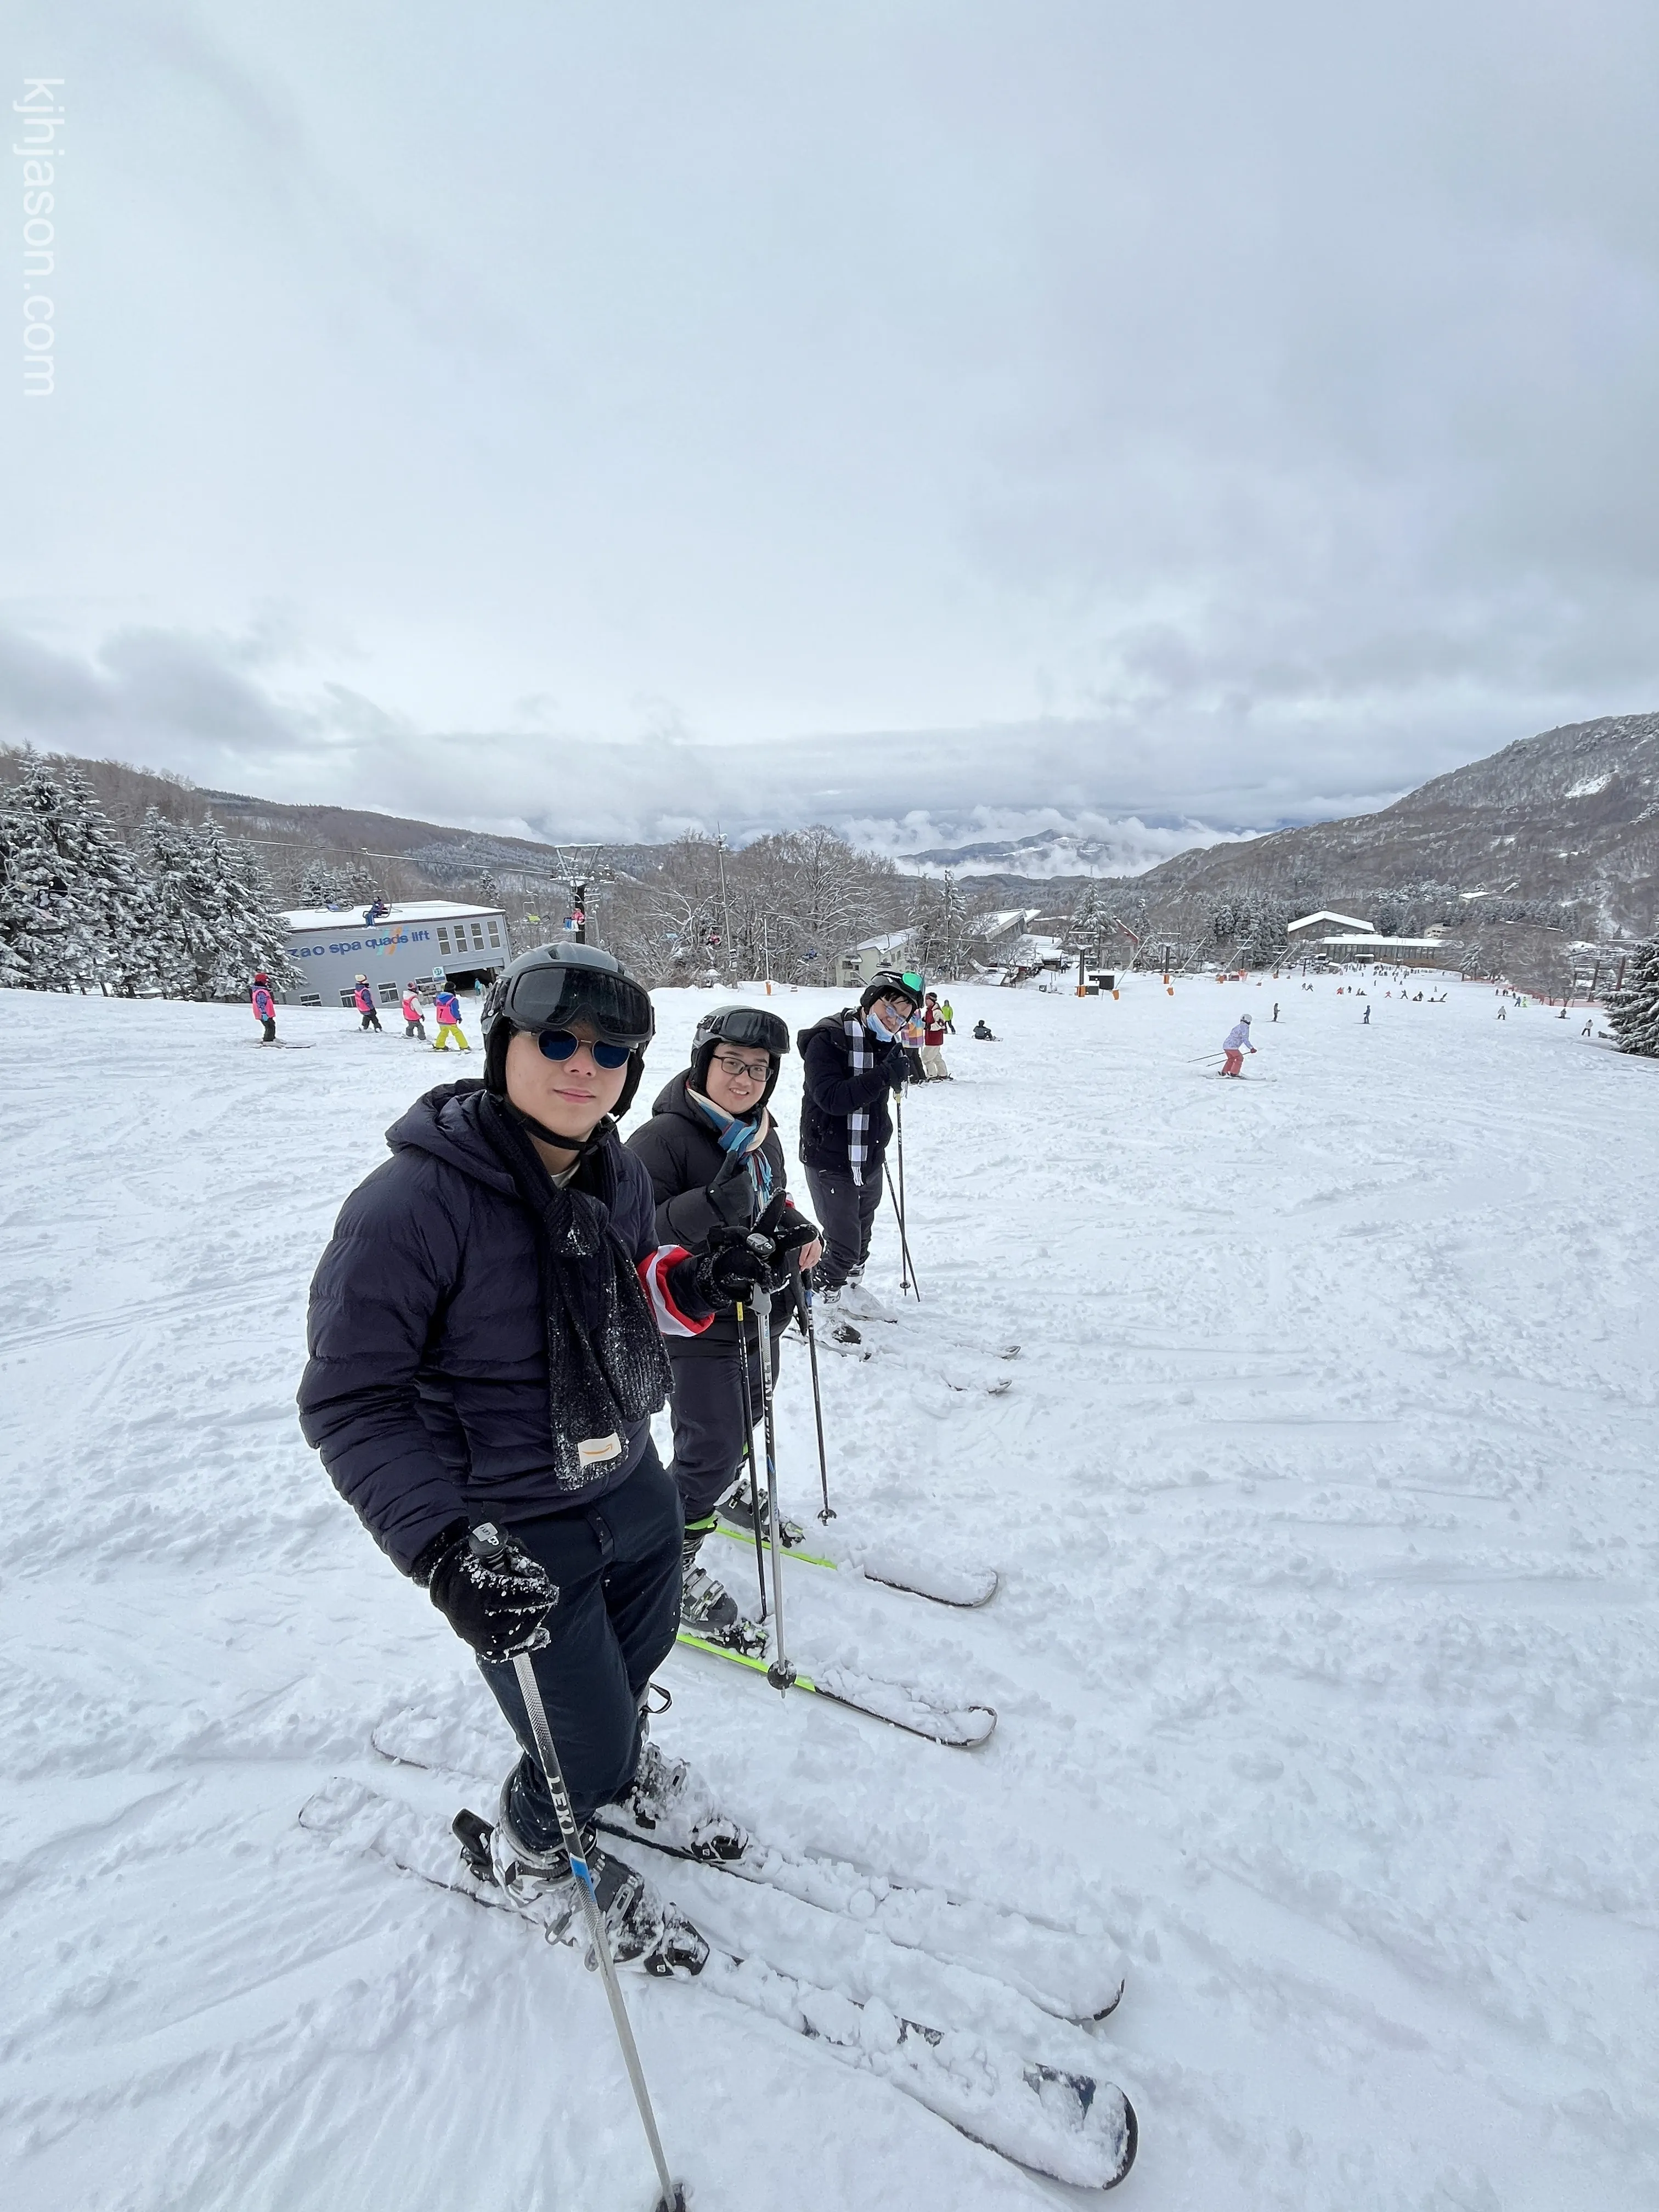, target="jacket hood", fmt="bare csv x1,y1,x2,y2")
385,1081,520,1197
797,1009,864,1053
